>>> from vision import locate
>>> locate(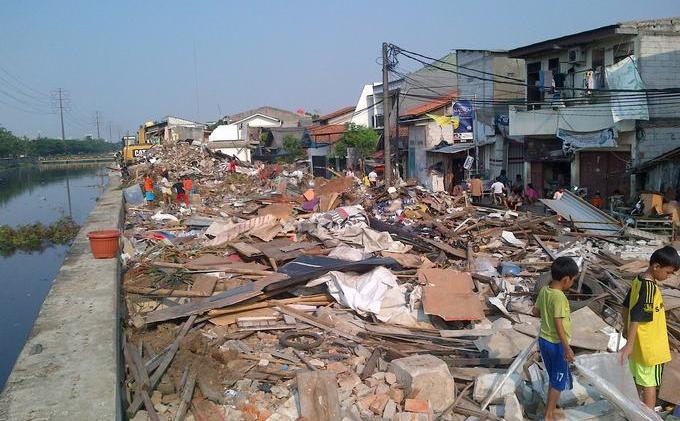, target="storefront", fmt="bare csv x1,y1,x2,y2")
525,138,571,198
